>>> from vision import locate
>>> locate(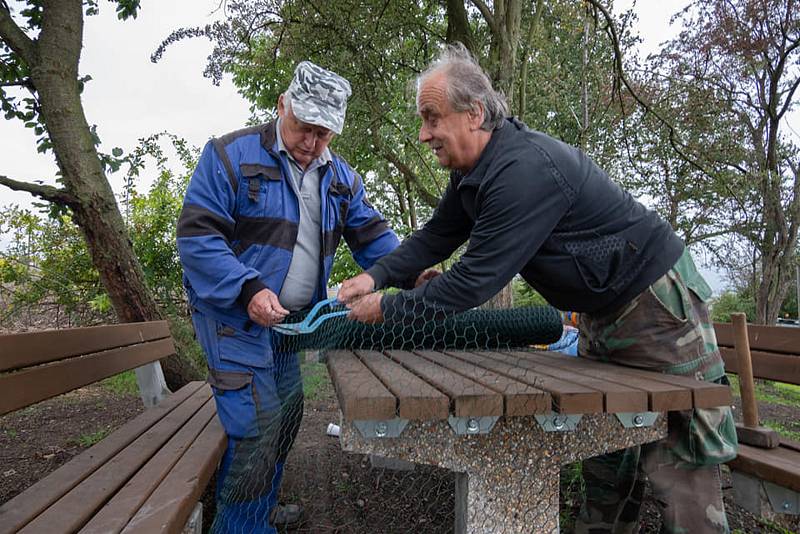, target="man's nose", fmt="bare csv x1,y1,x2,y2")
419,124,431,143
303,132,317,148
